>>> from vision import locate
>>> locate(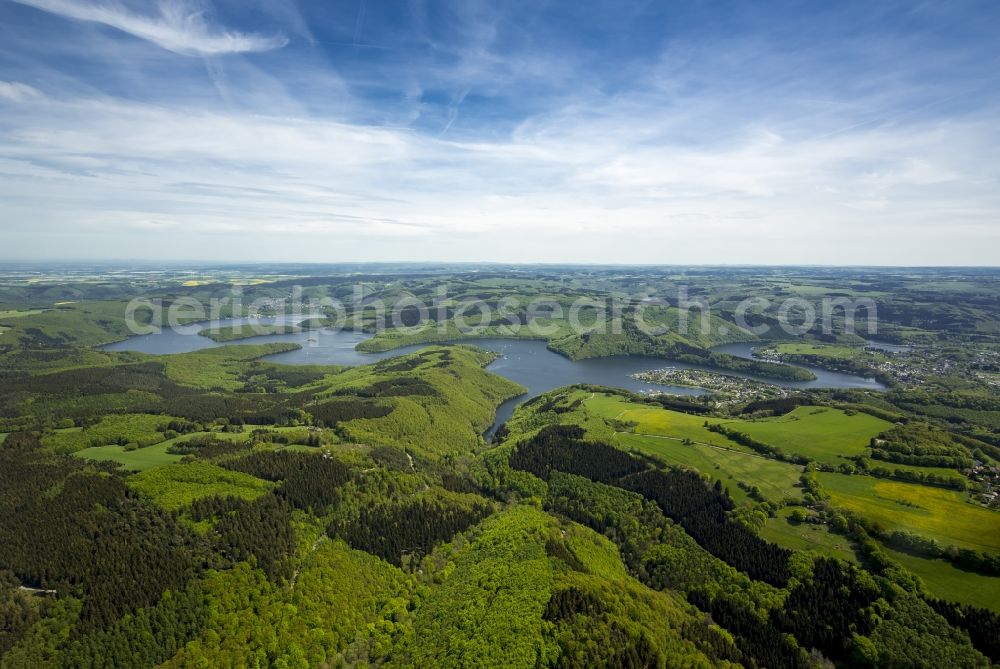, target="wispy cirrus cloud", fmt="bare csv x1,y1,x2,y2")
0,80,42,101
1,79,996,264
0,0,998,263
9,0,287,56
